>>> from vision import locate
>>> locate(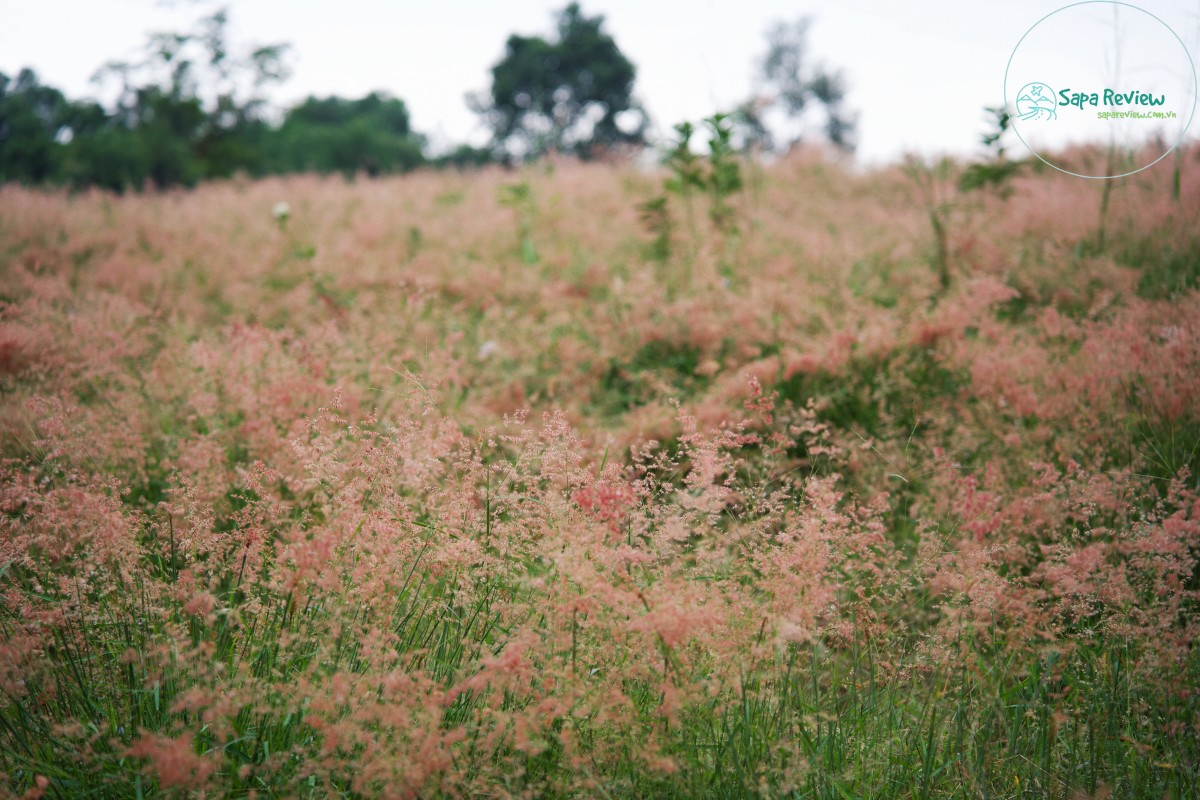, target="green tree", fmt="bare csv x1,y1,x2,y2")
268,93,426,177
472,3,647,161
0,6,447,190
0,69,69,184
752,17,856,152
58,118,150,192
432,144,496,170
87,6,291,187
